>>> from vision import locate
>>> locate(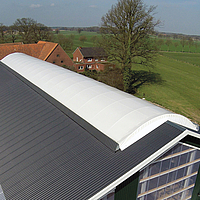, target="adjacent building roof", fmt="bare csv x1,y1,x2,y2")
0,53,199,199
77,47,107,58
0,41,59,61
